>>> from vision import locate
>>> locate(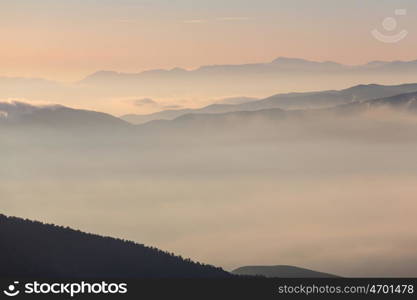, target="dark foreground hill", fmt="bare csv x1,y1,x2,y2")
0,214,230,278
232,266,339,278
